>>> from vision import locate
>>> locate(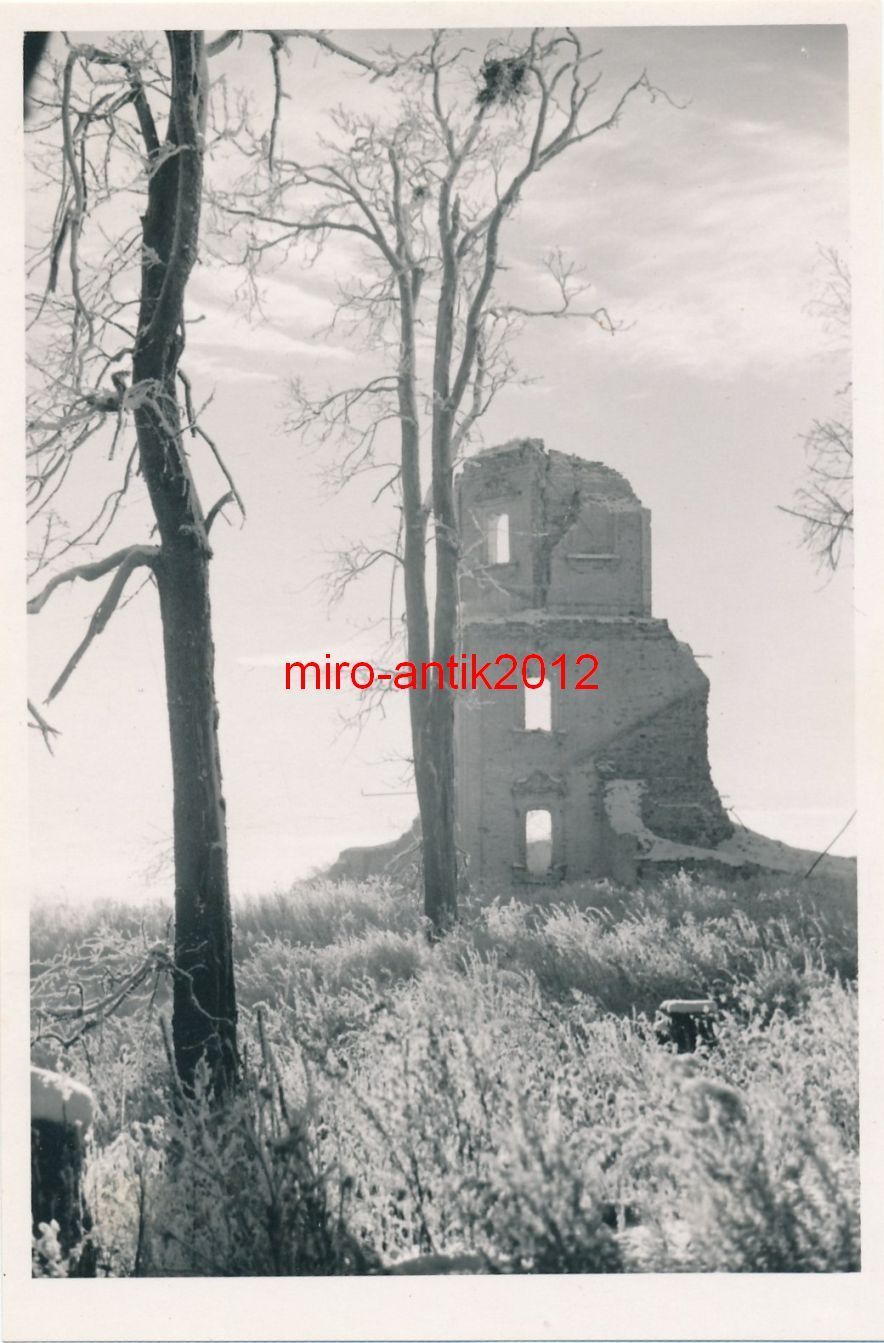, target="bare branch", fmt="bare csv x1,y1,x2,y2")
205,490,236,534
65,41,160,154
28,699,61,754
488,247,624,333
178,368,247,522
219,201,381,250
193,426,246,521
32,943,171,1048
265,30,424,80
783,250,852,571
206,31,243,58
27,543,159,614
267,33,285,171
59,52,93,348
44,547,158,703
326,540,403,608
